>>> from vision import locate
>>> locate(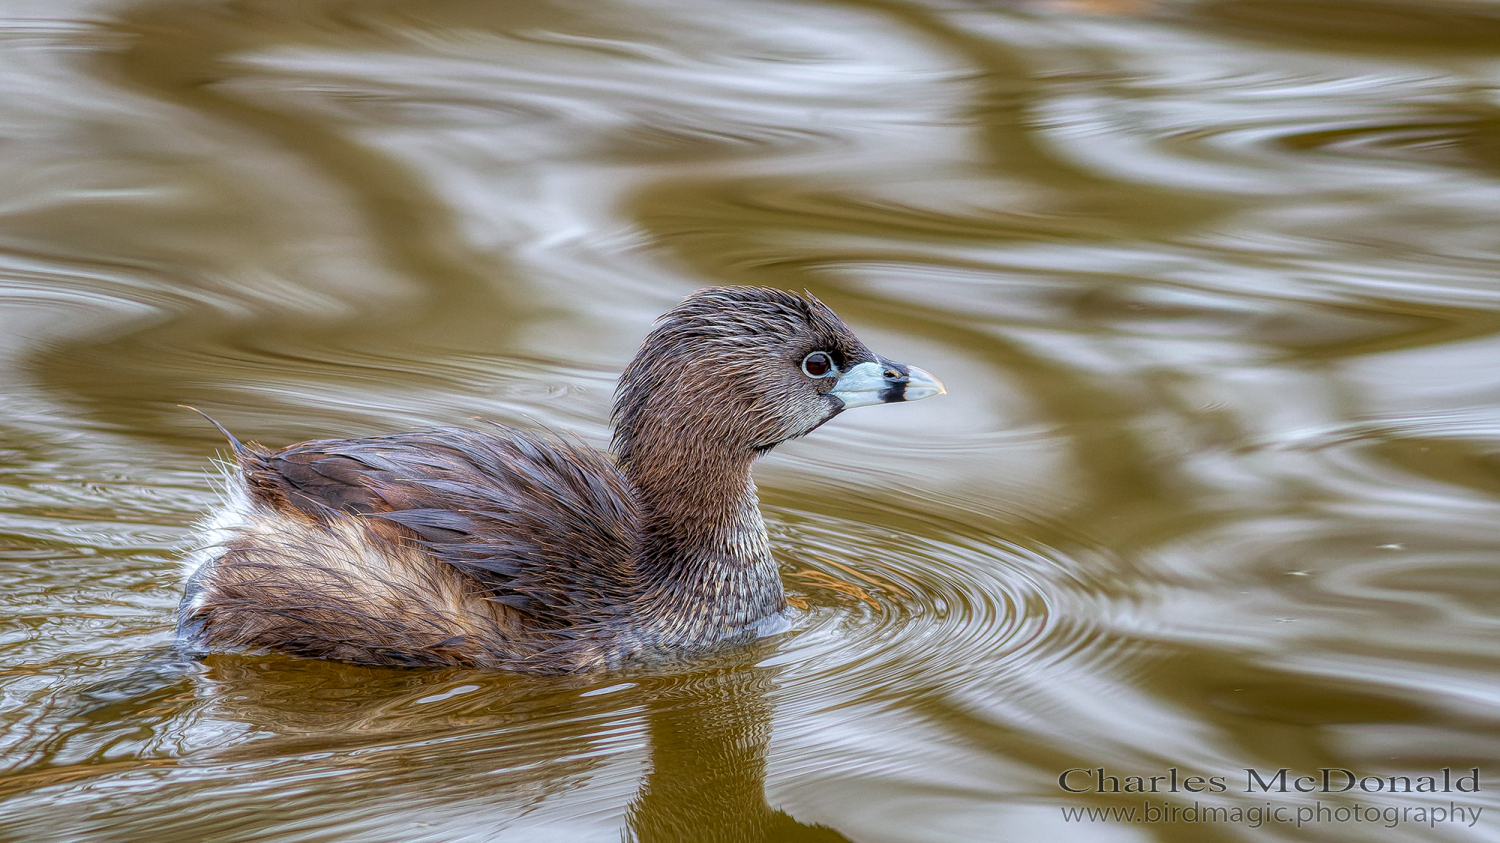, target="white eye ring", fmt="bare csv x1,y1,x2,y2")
801,351,837,379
